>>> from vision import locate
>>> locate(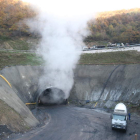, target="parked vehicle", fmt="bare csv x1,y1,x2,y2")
107,42,124,47
82,46,89,51
111,103,128,131
116,43,121,46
